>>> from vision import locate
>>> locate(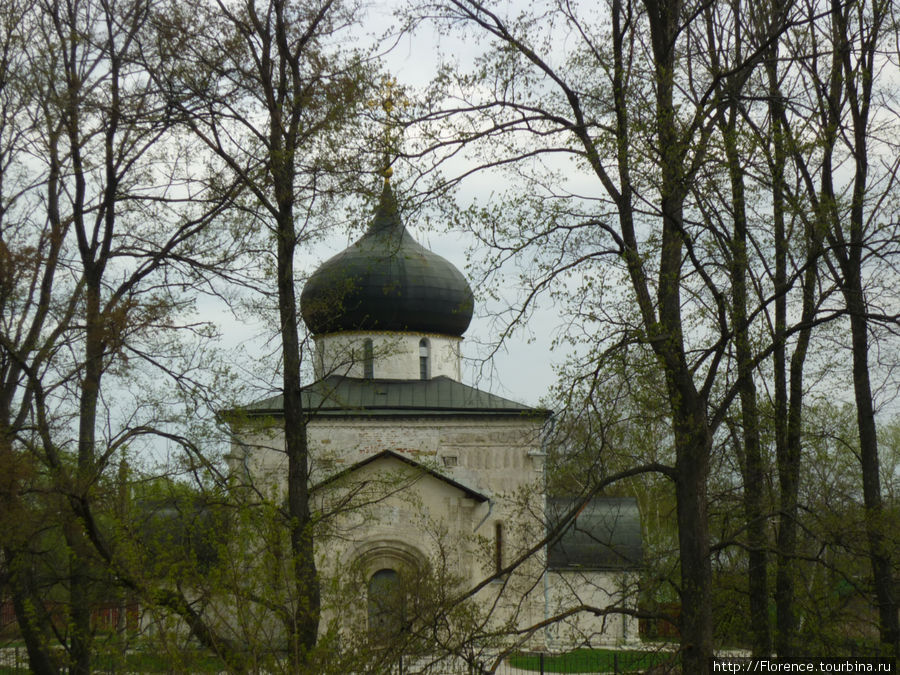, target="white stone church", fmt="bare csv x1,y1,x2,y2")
228,181,641,653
